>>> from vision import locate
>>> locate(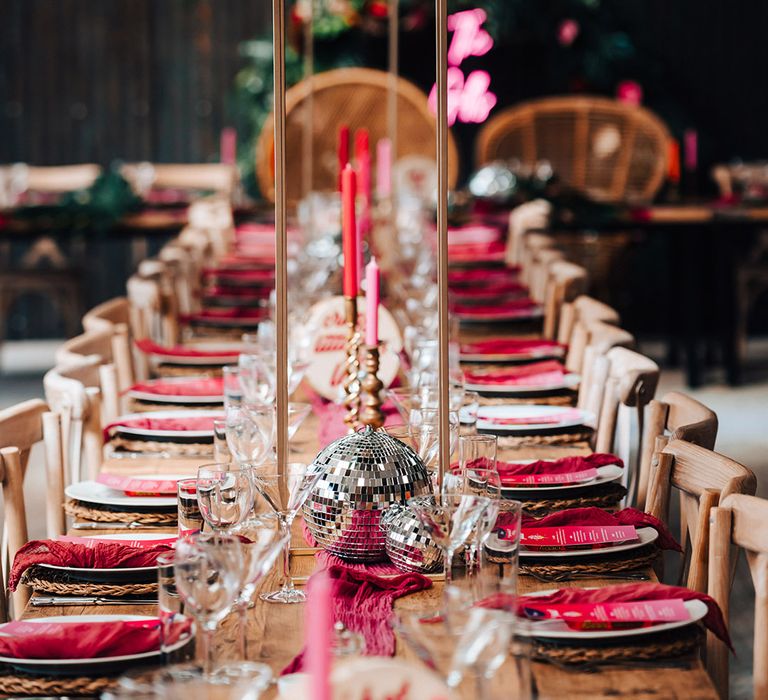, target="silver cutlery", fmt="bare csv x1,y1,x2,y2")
31,596,157,607
72,521,173,530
